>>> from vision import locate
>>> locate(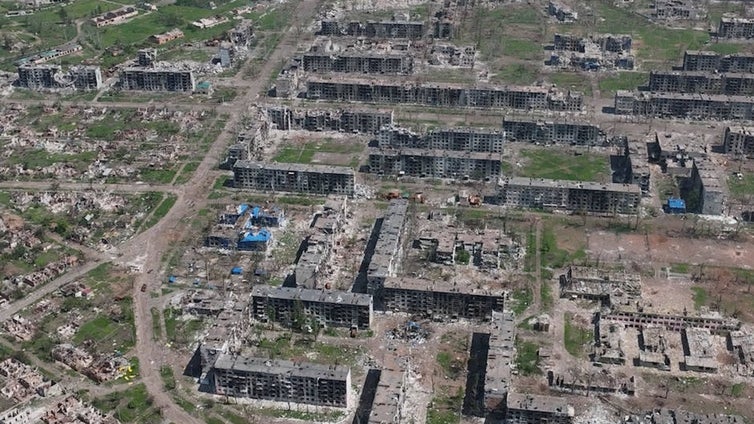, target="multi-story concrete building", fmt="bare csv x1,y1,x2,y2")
377,125,505,153
502,117,604,145
366,199,409,295
613,90,754,120
498,177,641,215
379,277,504,320
305,78,583,111
267,106,393,134
687,157,728,215
682,51,754,73
318,20,424,39
718,16,754,39
368,148,501,180
212,354,351,407
648,71,754,96
302,41,414,74
17,64,102,90
652,0,704,20
483,312,514,415
250,285,373,329
723,126,754,156
119,66,196,91
505,393,574,424
232,161,355,196
90,6,138,27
